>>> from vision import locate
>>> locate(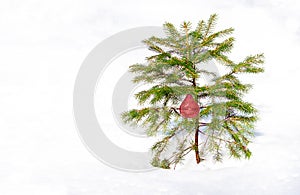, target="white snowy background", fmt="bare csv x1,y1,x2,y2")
1,0,300,194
